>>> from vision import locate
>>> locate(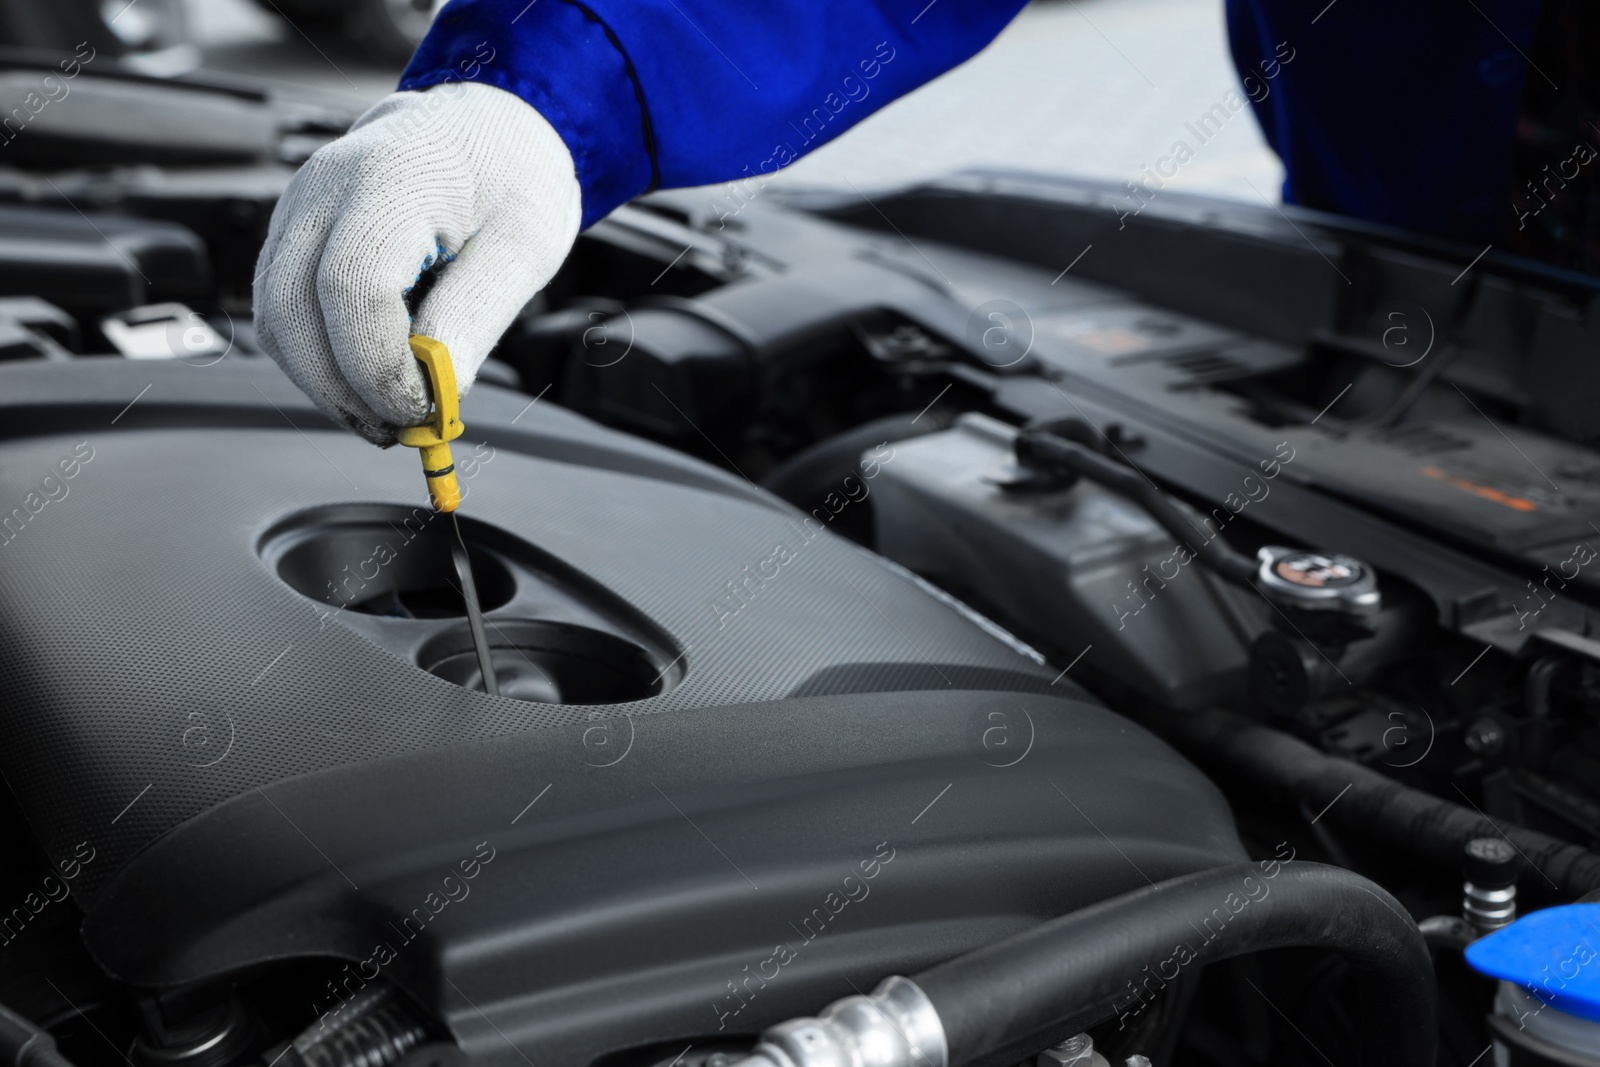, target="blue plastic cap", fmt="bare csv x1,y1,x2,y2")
1465,904,1600,1023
